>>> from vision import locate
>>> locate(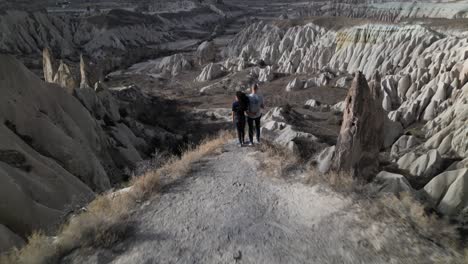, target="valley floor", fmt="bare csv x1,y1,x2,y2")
63,142,462,264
